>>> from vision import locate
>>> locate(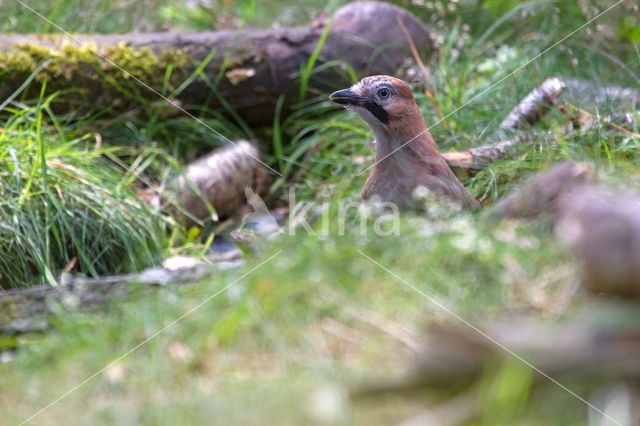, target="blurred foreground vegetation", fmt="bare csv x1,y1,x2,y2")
1,0,639,425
